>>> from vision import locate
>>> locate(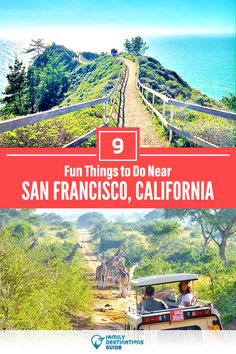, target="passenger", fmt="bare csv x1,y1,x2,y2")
165,292,179,308
138,286,167,312
178,281,194,307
